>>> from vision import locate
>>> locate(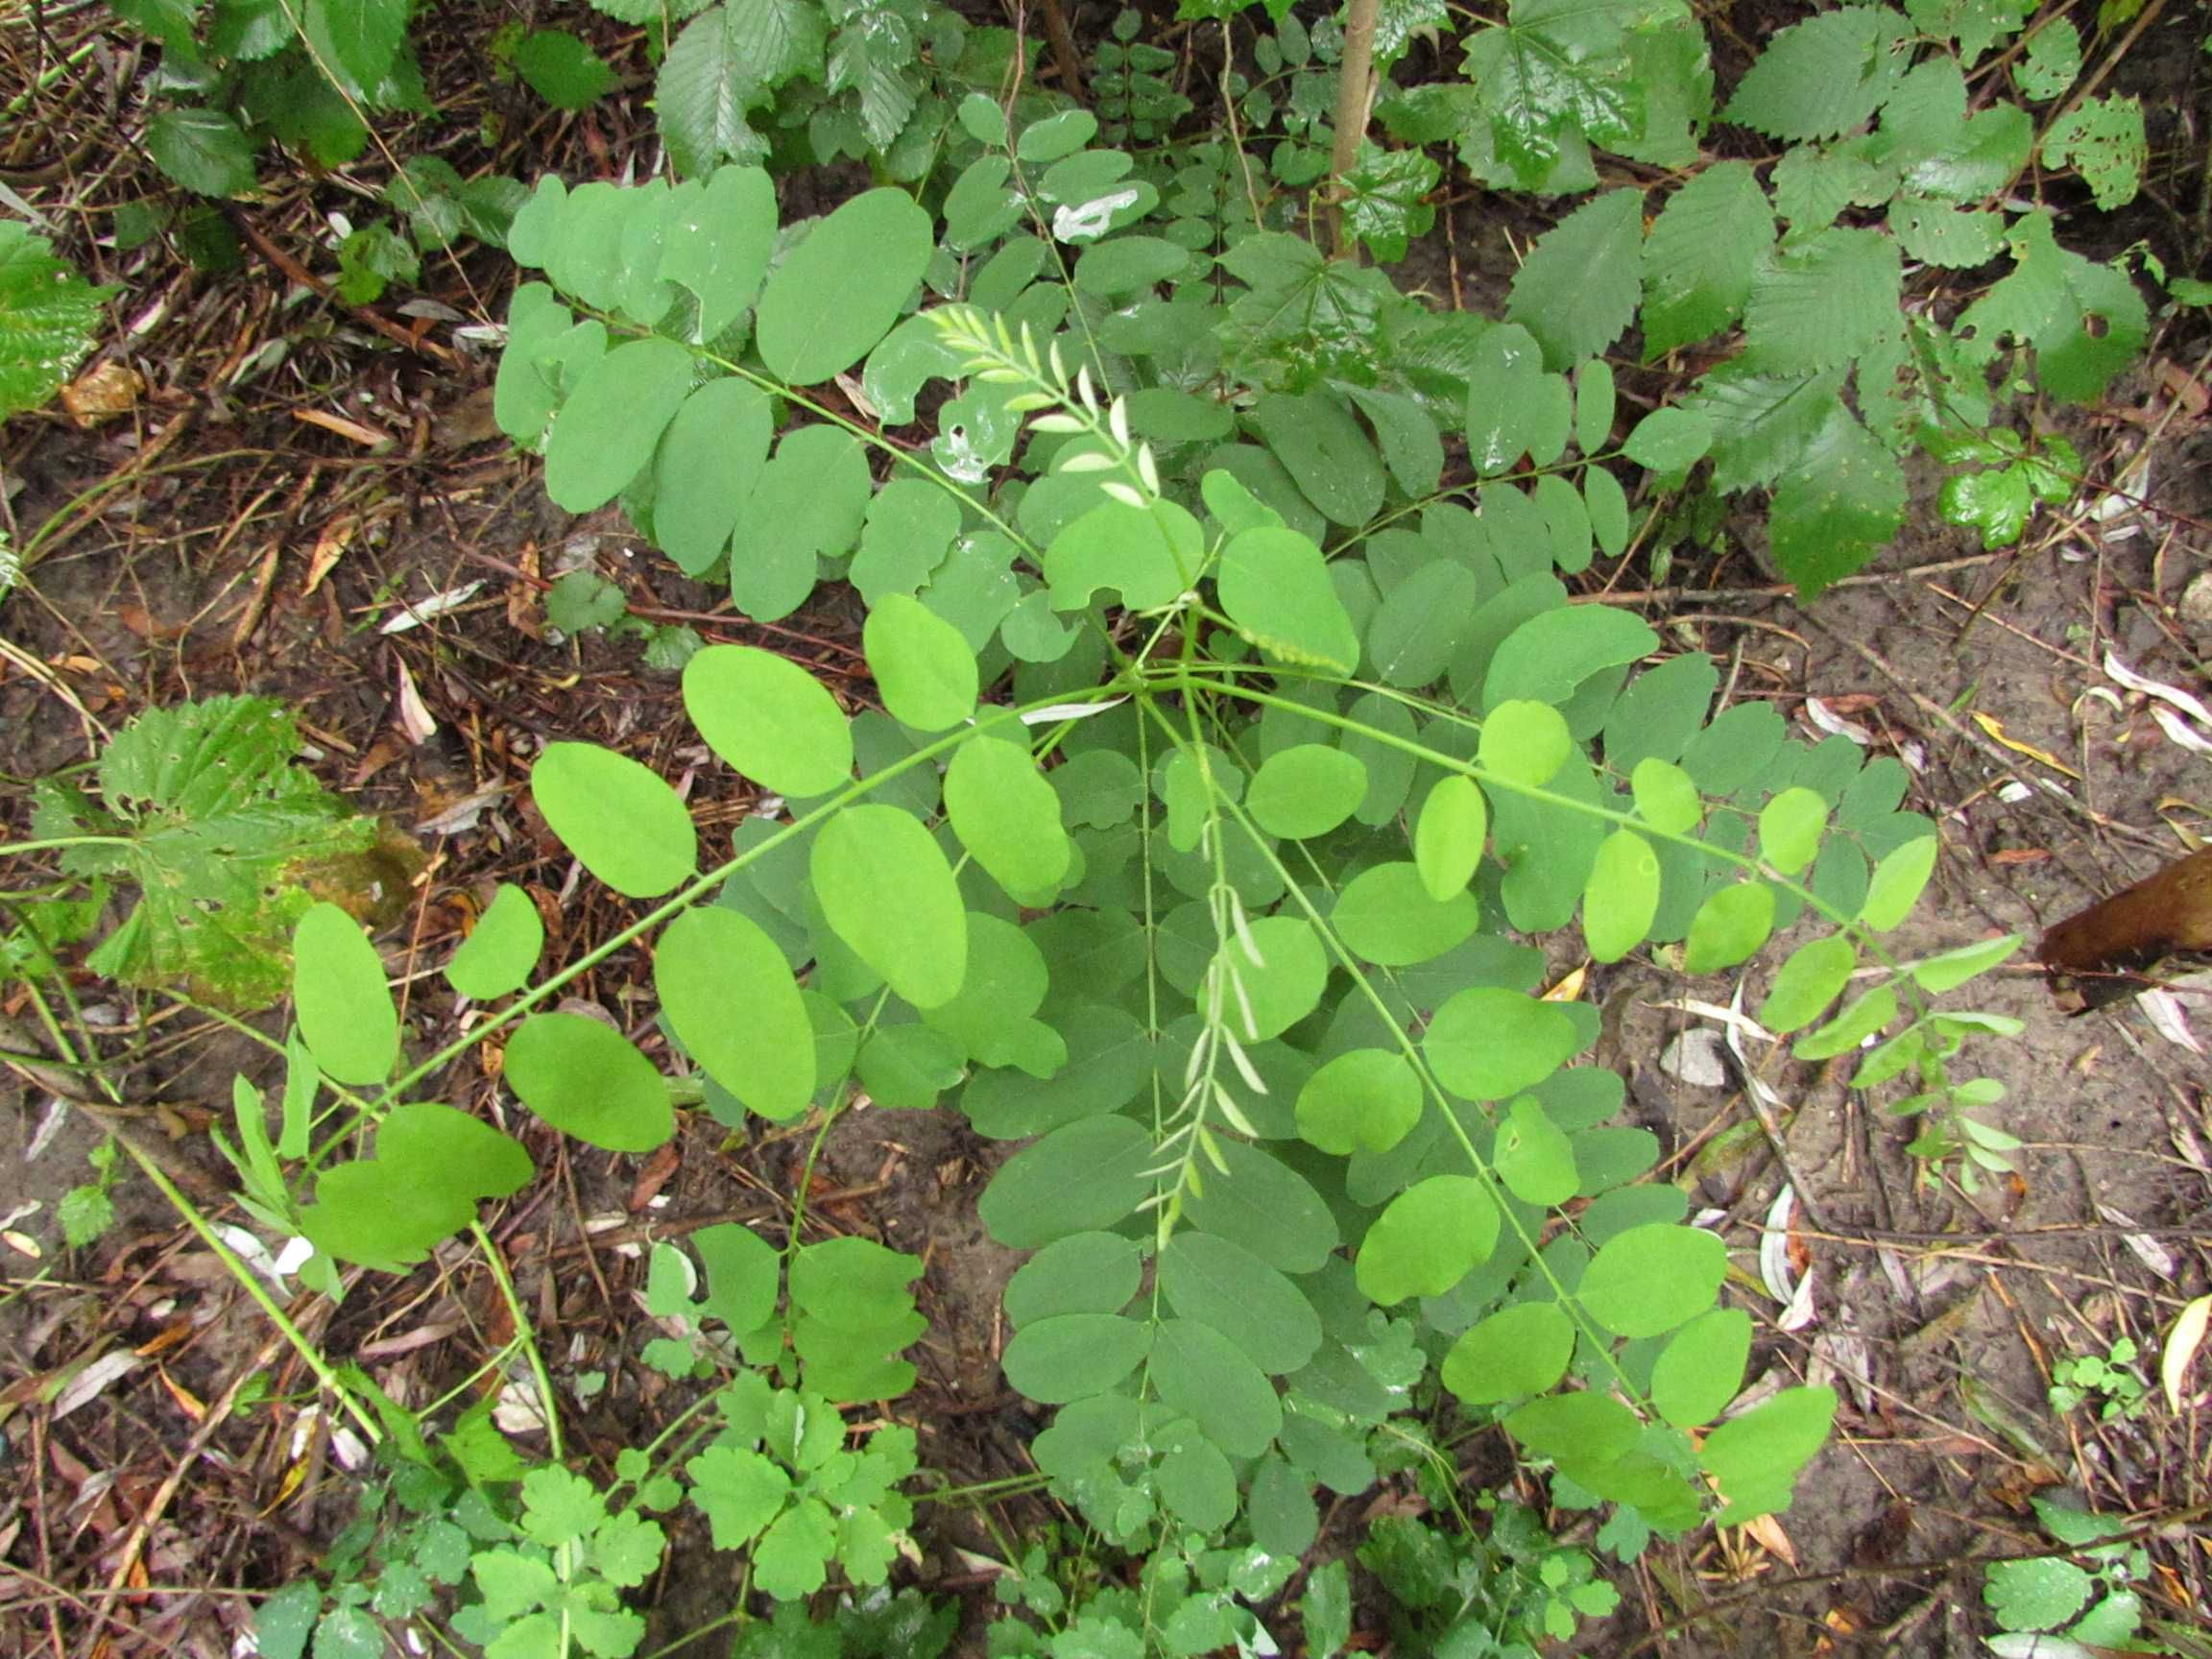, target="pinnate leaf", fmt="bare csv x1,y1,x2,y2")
447,884,544,1002
864,593,977,733
945,733,1071,903
1297,1048,1423,1156
544,337,696,513
1682,882,1776,974
757,190,932,386
293,902,398,1086
1358,1175,1499,1304
1582,829,1660,963
1248,745,1368,839
812,805,967,1009
656,907,815,1119
1217,527,1360,673
1414,775,1487,900
684,645,854,799
1758,933,1857,1034
533,742,699,899
1441,1301,1576,1405
1579,1222,1725,1338
1650,1307,1751,1428
1424,986,1579,1100
505,1012,675,1152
